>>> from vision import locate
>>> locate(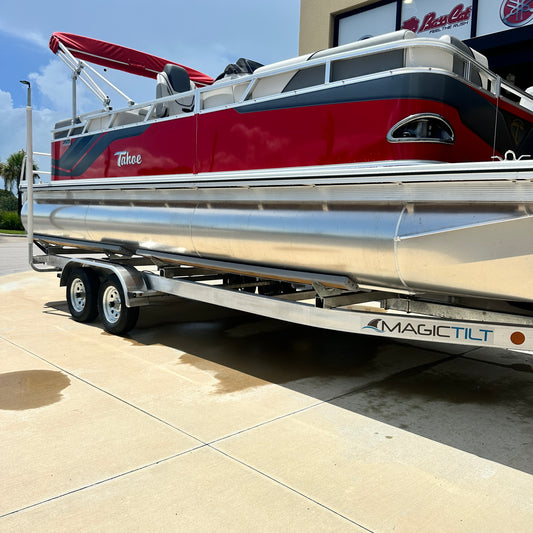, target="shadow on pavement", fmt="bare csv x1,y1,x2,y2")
46,297,533,474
